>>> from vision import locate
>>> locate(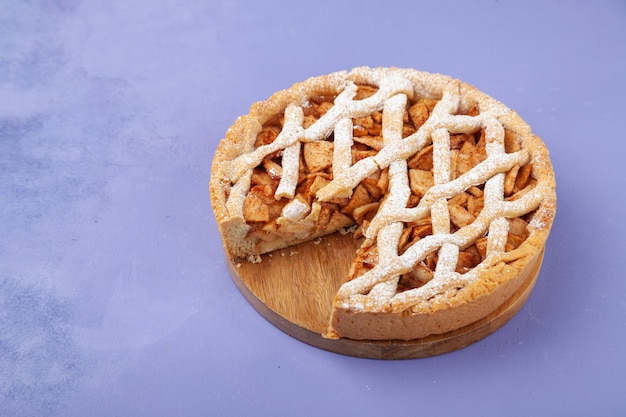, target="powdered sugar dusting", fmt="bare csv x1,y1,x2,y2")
222,67,554,313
